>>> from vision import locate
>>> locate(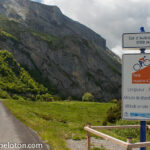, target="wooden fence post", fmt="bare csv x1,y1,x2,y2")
87,125,91,150
127,137,132,150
